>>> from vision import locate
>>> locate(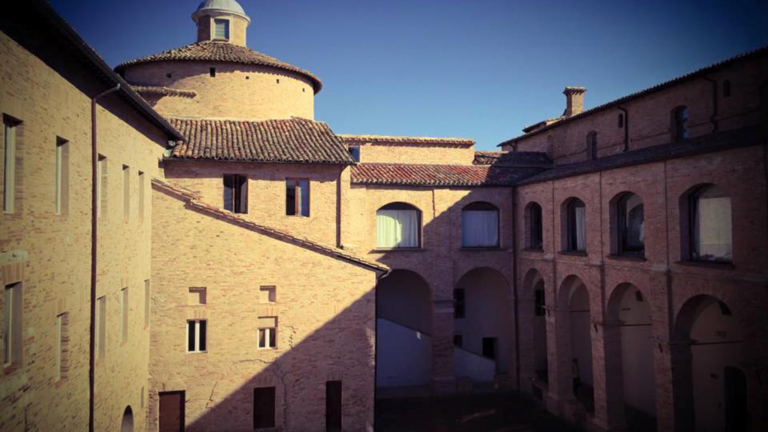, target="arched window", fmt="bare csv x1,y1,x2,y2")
611,193,644,255
562,198,586,252
525,202,543,250
376,202,421,249
587,131,598,160
671,106,689,141
461,202,499,248
683,185,732,262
